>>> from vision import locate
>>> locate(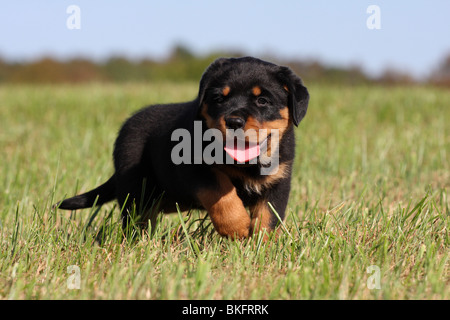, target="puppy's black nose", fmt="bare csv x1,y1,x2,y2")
225,117,245,130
